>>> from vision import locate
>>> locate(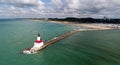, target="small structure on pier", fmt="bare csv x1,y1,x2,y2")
22,33,44,54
